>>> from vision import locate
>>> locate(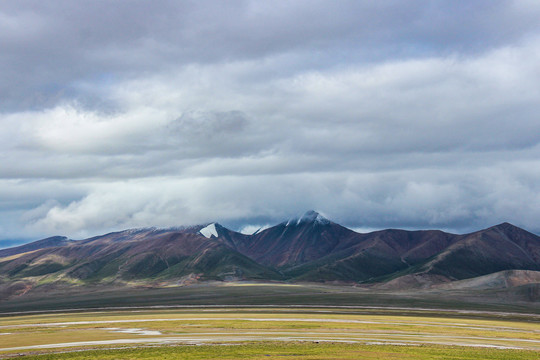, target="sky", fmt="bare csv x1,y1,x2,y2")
2,0,540,245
